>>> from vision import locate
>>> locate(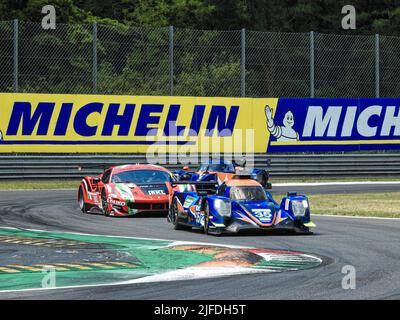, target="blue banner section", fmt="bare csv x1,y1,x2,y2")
266,98,400,152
